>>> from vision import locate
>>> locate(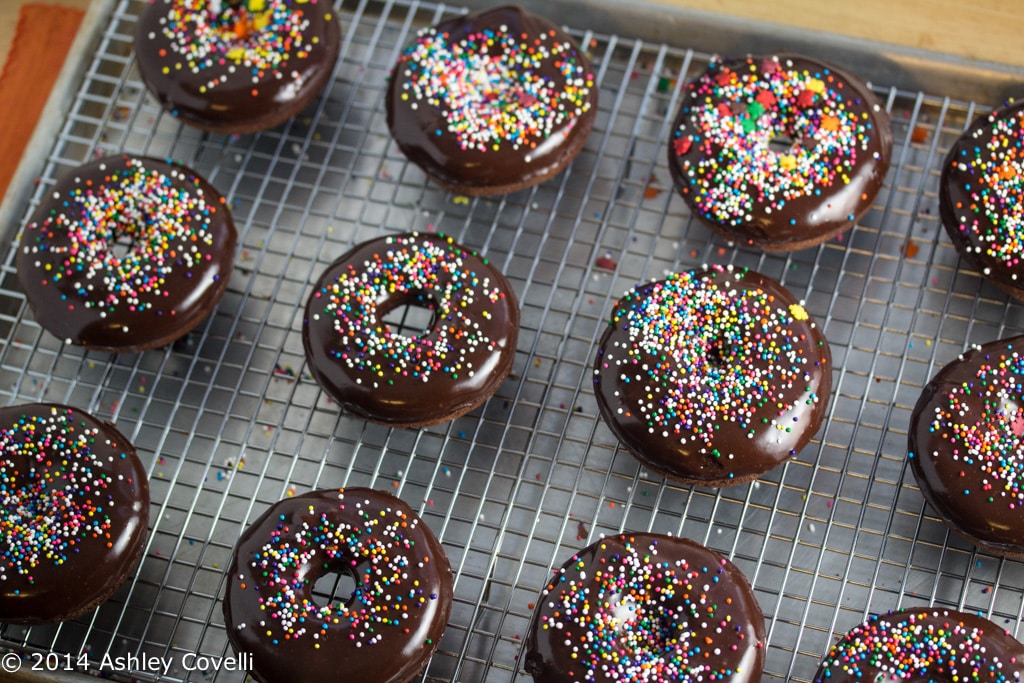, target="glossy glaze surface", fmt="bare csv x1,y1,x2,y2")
303,232,519,426
940,100,1024,299
814,608,1024,683
668,53,892,251
0,403,149,624
524,533,765,683
386,5,597,195
16,154,237,352
135,0,341,133
593,265,831,485
909,335,1024,556
224,488,453,683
